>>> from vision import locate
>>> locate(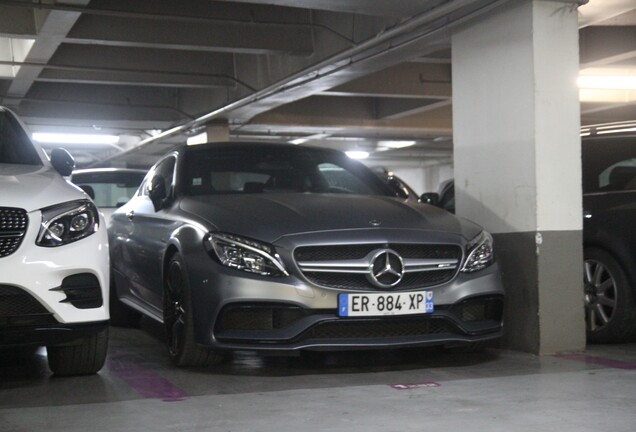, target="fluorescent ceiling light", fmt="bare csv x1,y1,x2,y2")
186,132,207,146
32,132,120,145
378,140,416,149
578,68,636,102
289,133,331,145
578,75,636,90
346,151,369,160
597,127,636,135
